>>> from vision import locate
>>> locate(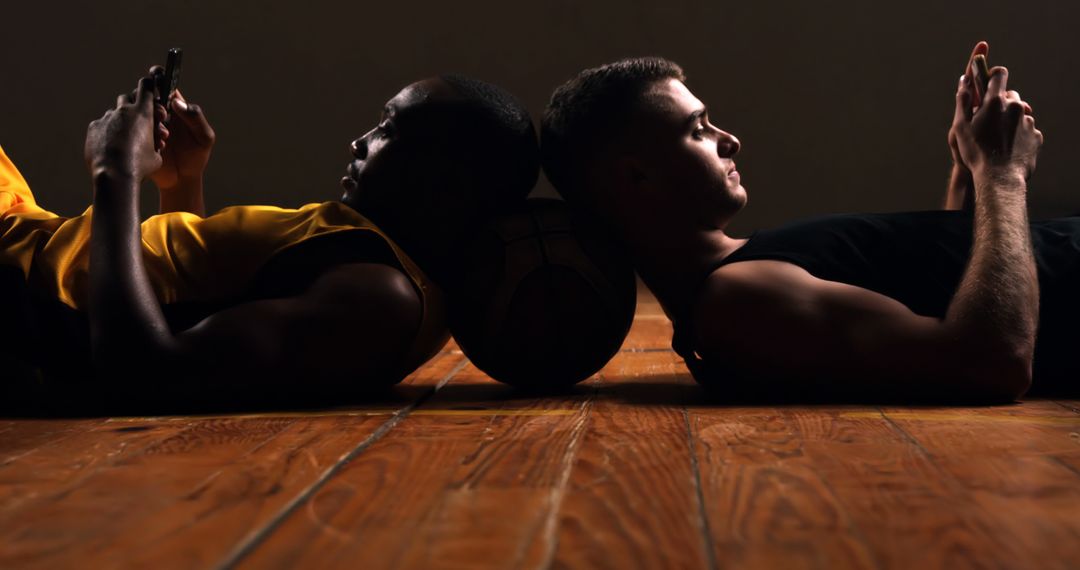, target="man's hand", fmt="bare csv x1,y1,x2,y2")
84,75,161,181
952,65,1044,183
948,42,989,173
149,87,216,192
